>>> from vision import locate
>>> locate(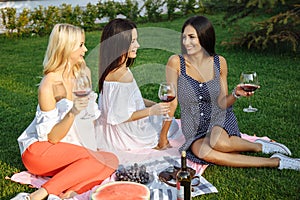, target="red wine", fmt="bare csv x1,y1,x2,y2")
241,84,259,92
73,90,91,97
160,95,175,102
